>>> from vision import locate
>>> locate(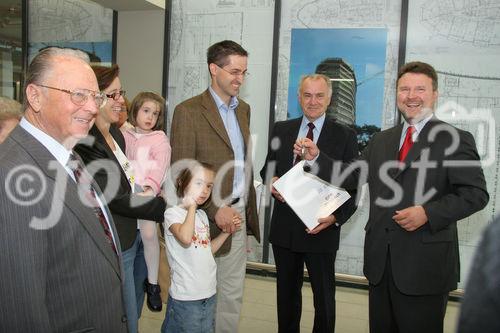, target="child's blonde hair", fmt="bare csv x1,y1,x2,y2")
128,92,166,131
